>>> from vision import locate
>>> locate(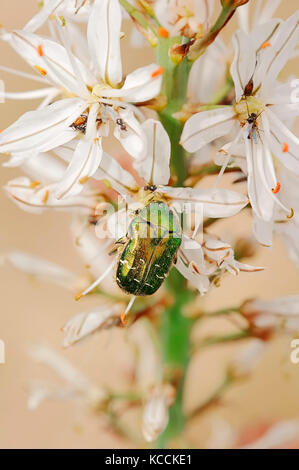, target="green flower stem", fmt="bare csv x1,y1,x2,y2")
194,330,250,350
188,373,232,419
157,270,194,448
188,3,243,61
119,0,156,36
157,37,191,186
154,38,195,448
